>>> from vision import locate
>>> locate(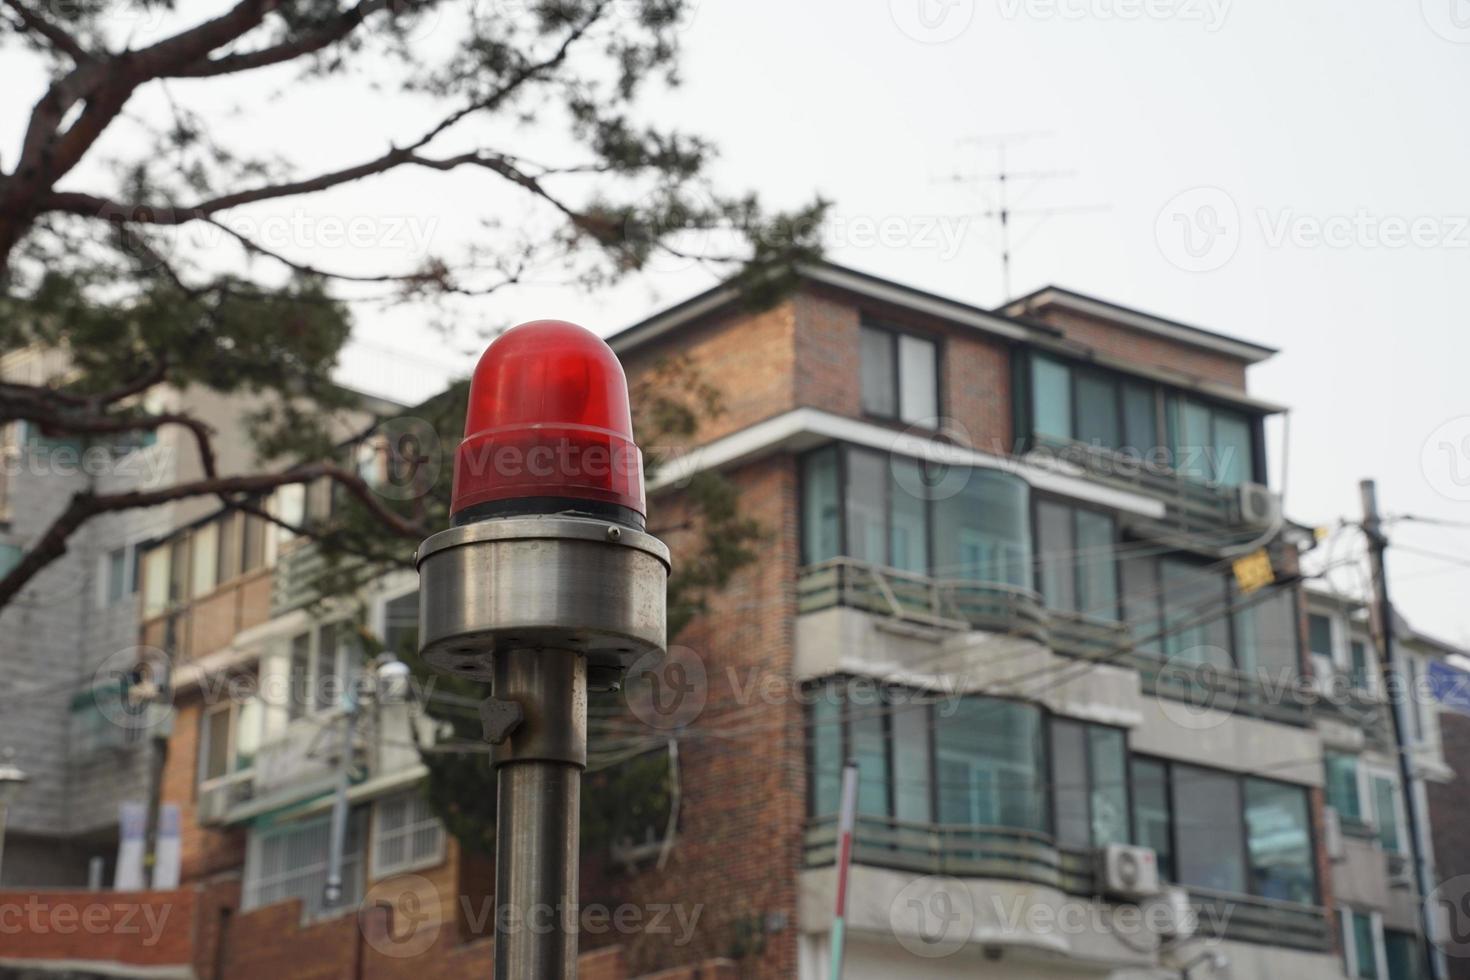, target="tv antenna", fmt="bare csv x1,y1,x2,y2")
936,132,1108,302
